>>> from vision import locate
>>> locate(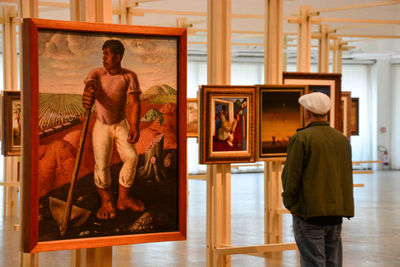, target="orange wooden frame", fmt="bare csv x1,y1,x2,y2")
21,18,187,253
